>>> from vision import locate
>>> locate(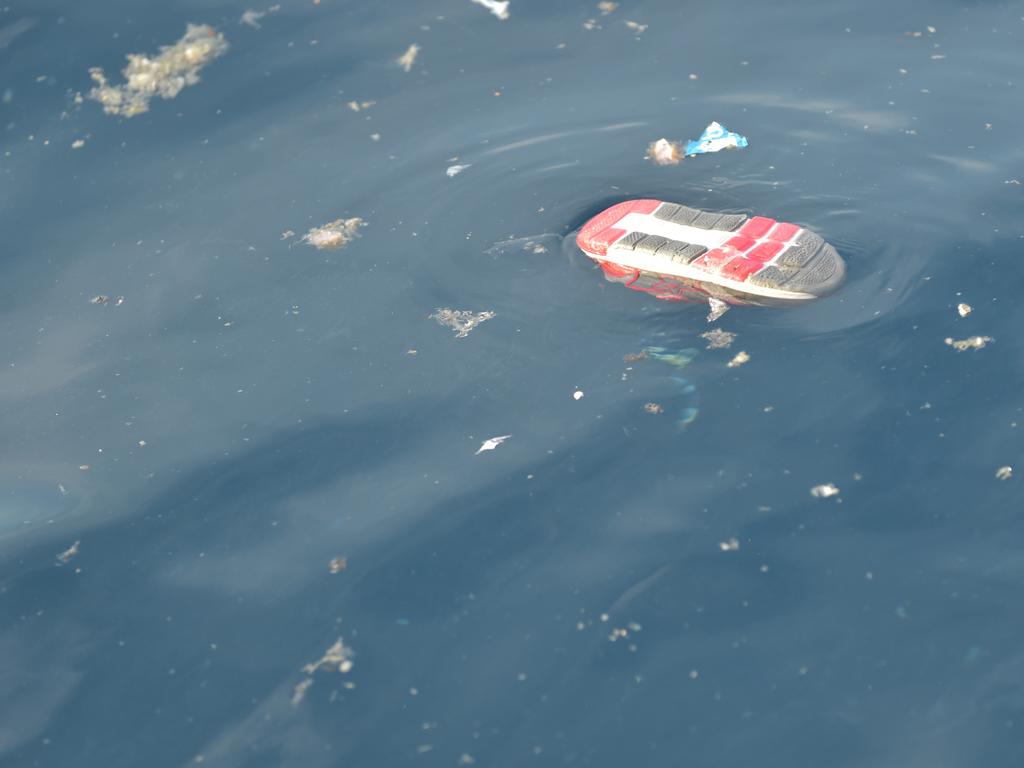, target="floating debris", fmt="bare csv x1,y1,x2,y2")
71,138,86,149
726,350,750,368
684,121,748,156
56,540,80,565
471,0,510,20
291,678,313,706
280,230,295,240
597,1,618,13
945,335,992,351
239,5,280,29
87,24,228,117
431,308,495,338
475,435,511,455
302,217,364,250
446,163,471,177
643,346,696,370
643,402,663,414
624,20,648,35
303,638,355,676
292,637,355,705
700,328,736,349
957,303,972,317
647,138,682,166
996,466,1013,481
810,483,840,498
572,390,585,401
397,43,420,72
623,351,648,363
707,297,730,322
346,100,375,112
328,556,347,574
718,538,740,552
90,295,109,305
